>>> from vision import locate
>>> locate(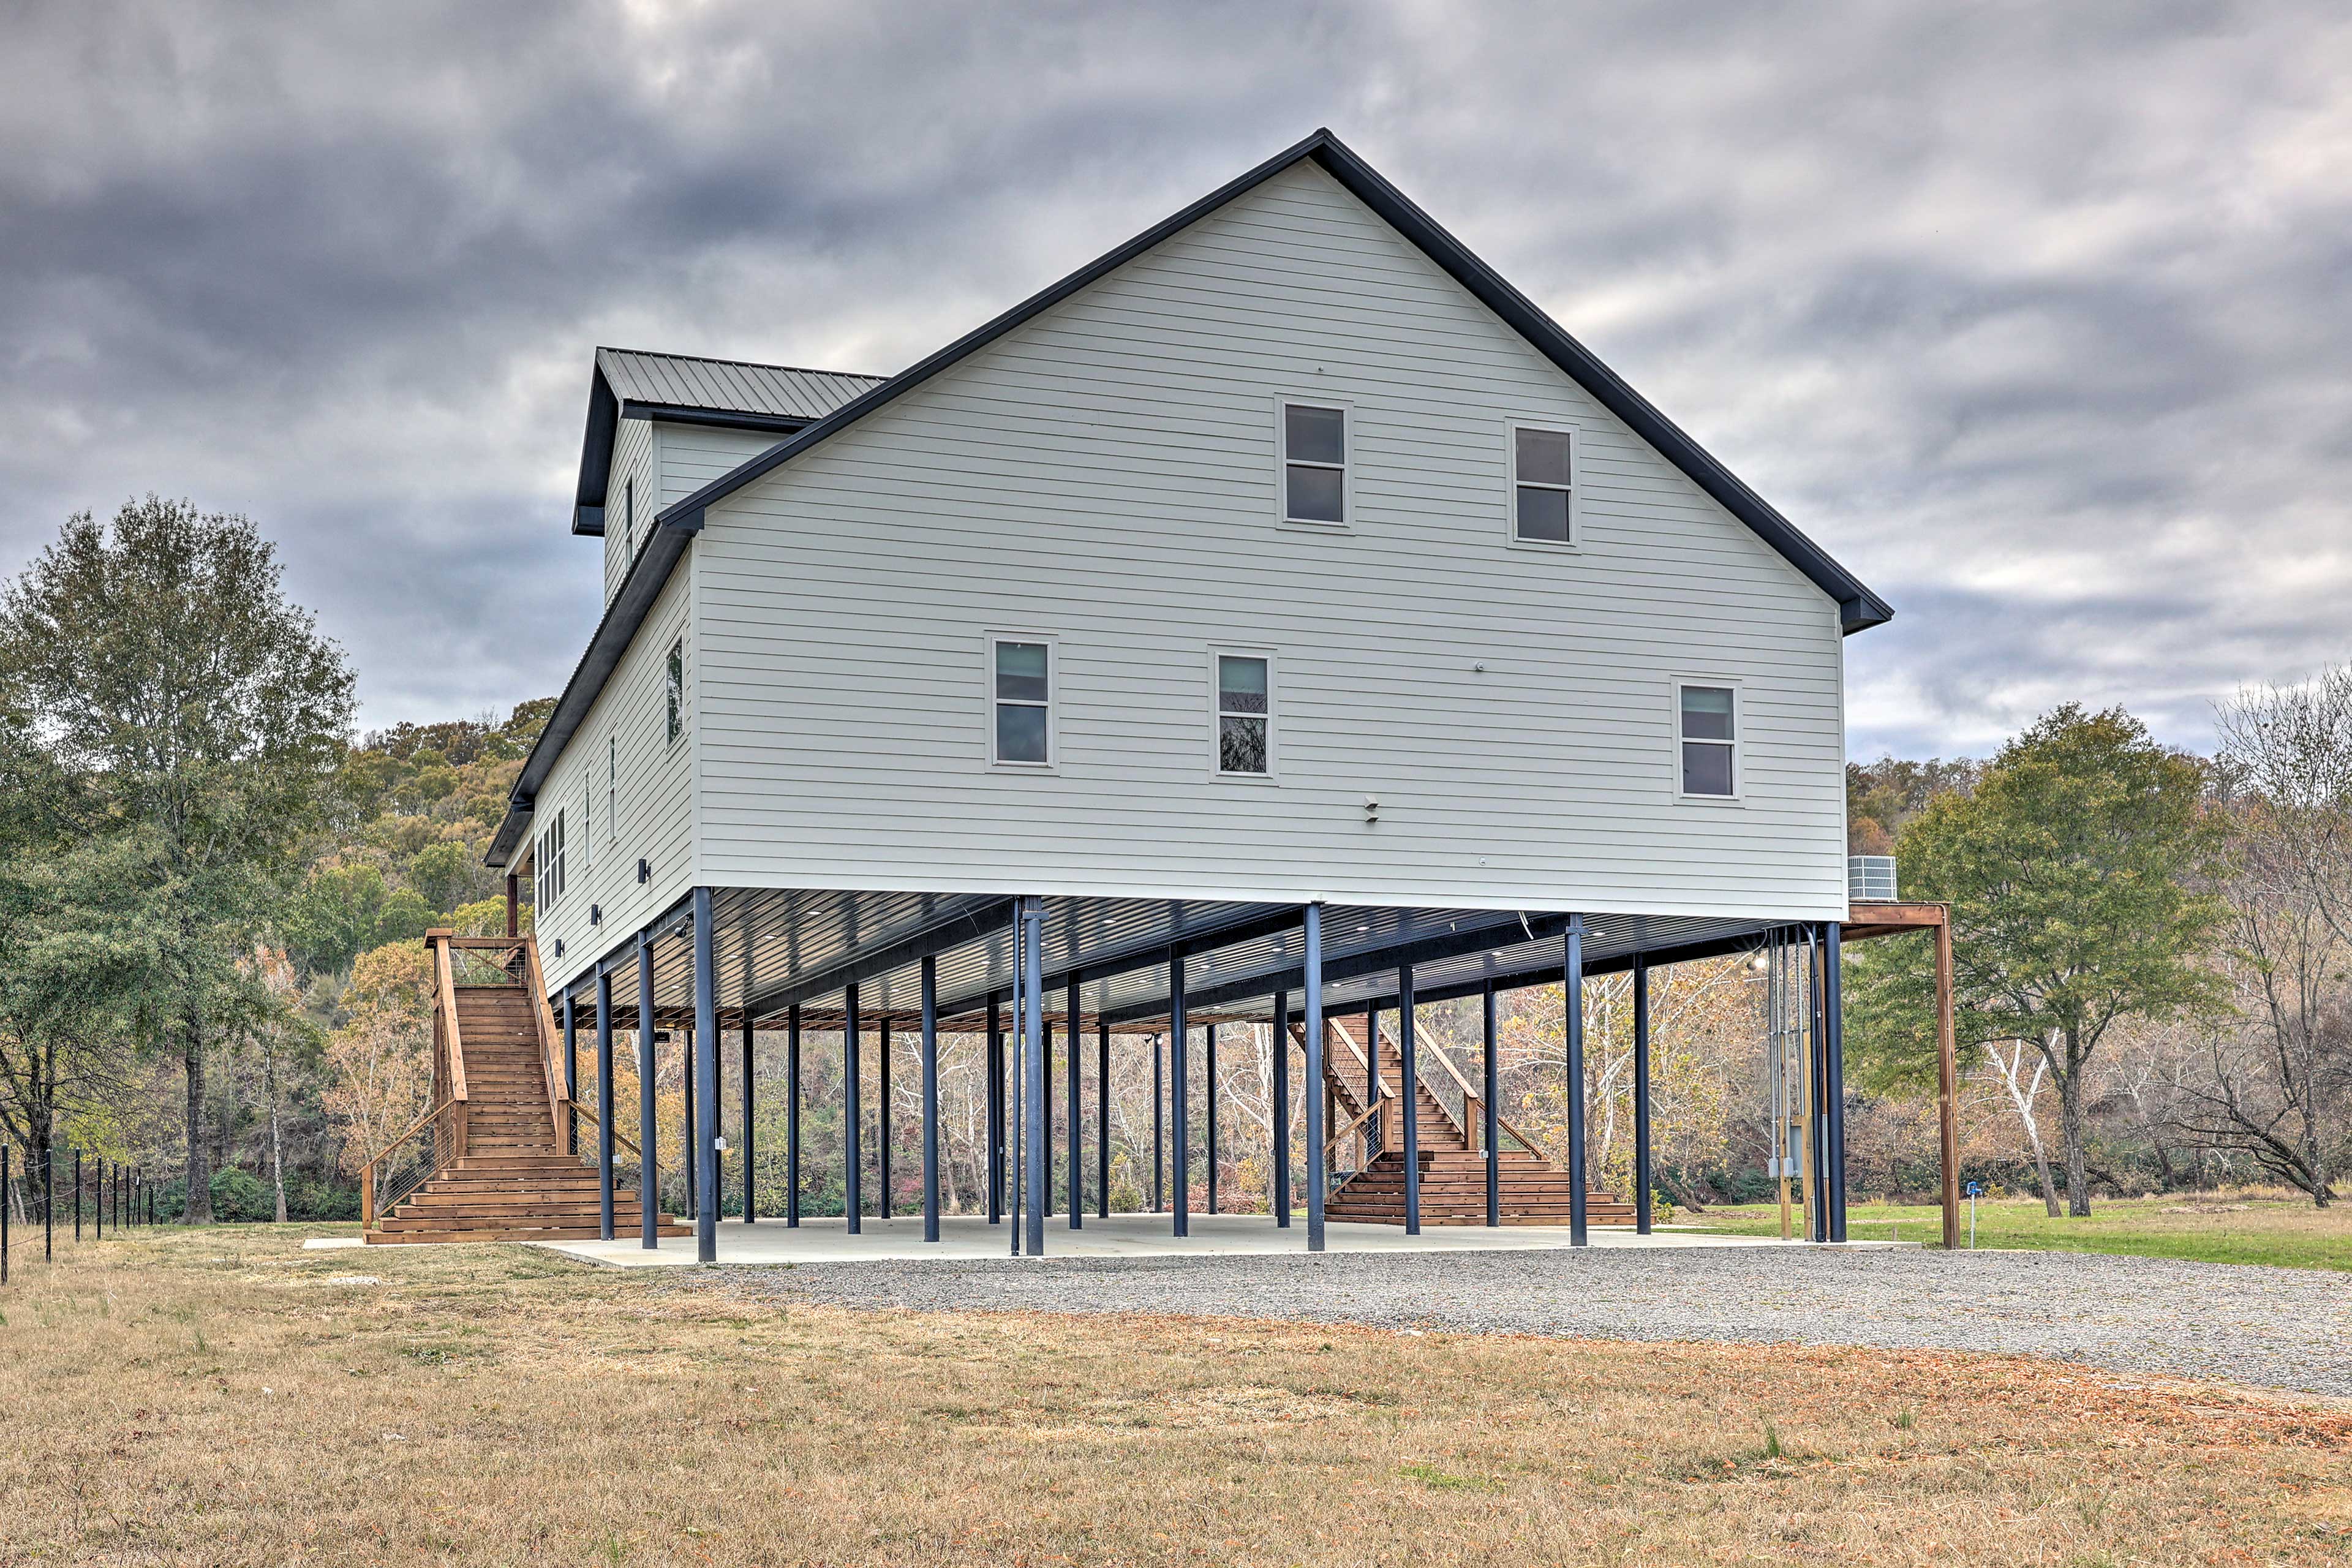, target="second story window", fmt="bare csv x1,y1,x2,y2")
607,735,617,842
992,639,1052,766
665,639,684,745
1216,654,1271,775
536,809,567,911
1512,426,1574,545
624,475,635,559
1678,684,1738,798
1282,403,1346,525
